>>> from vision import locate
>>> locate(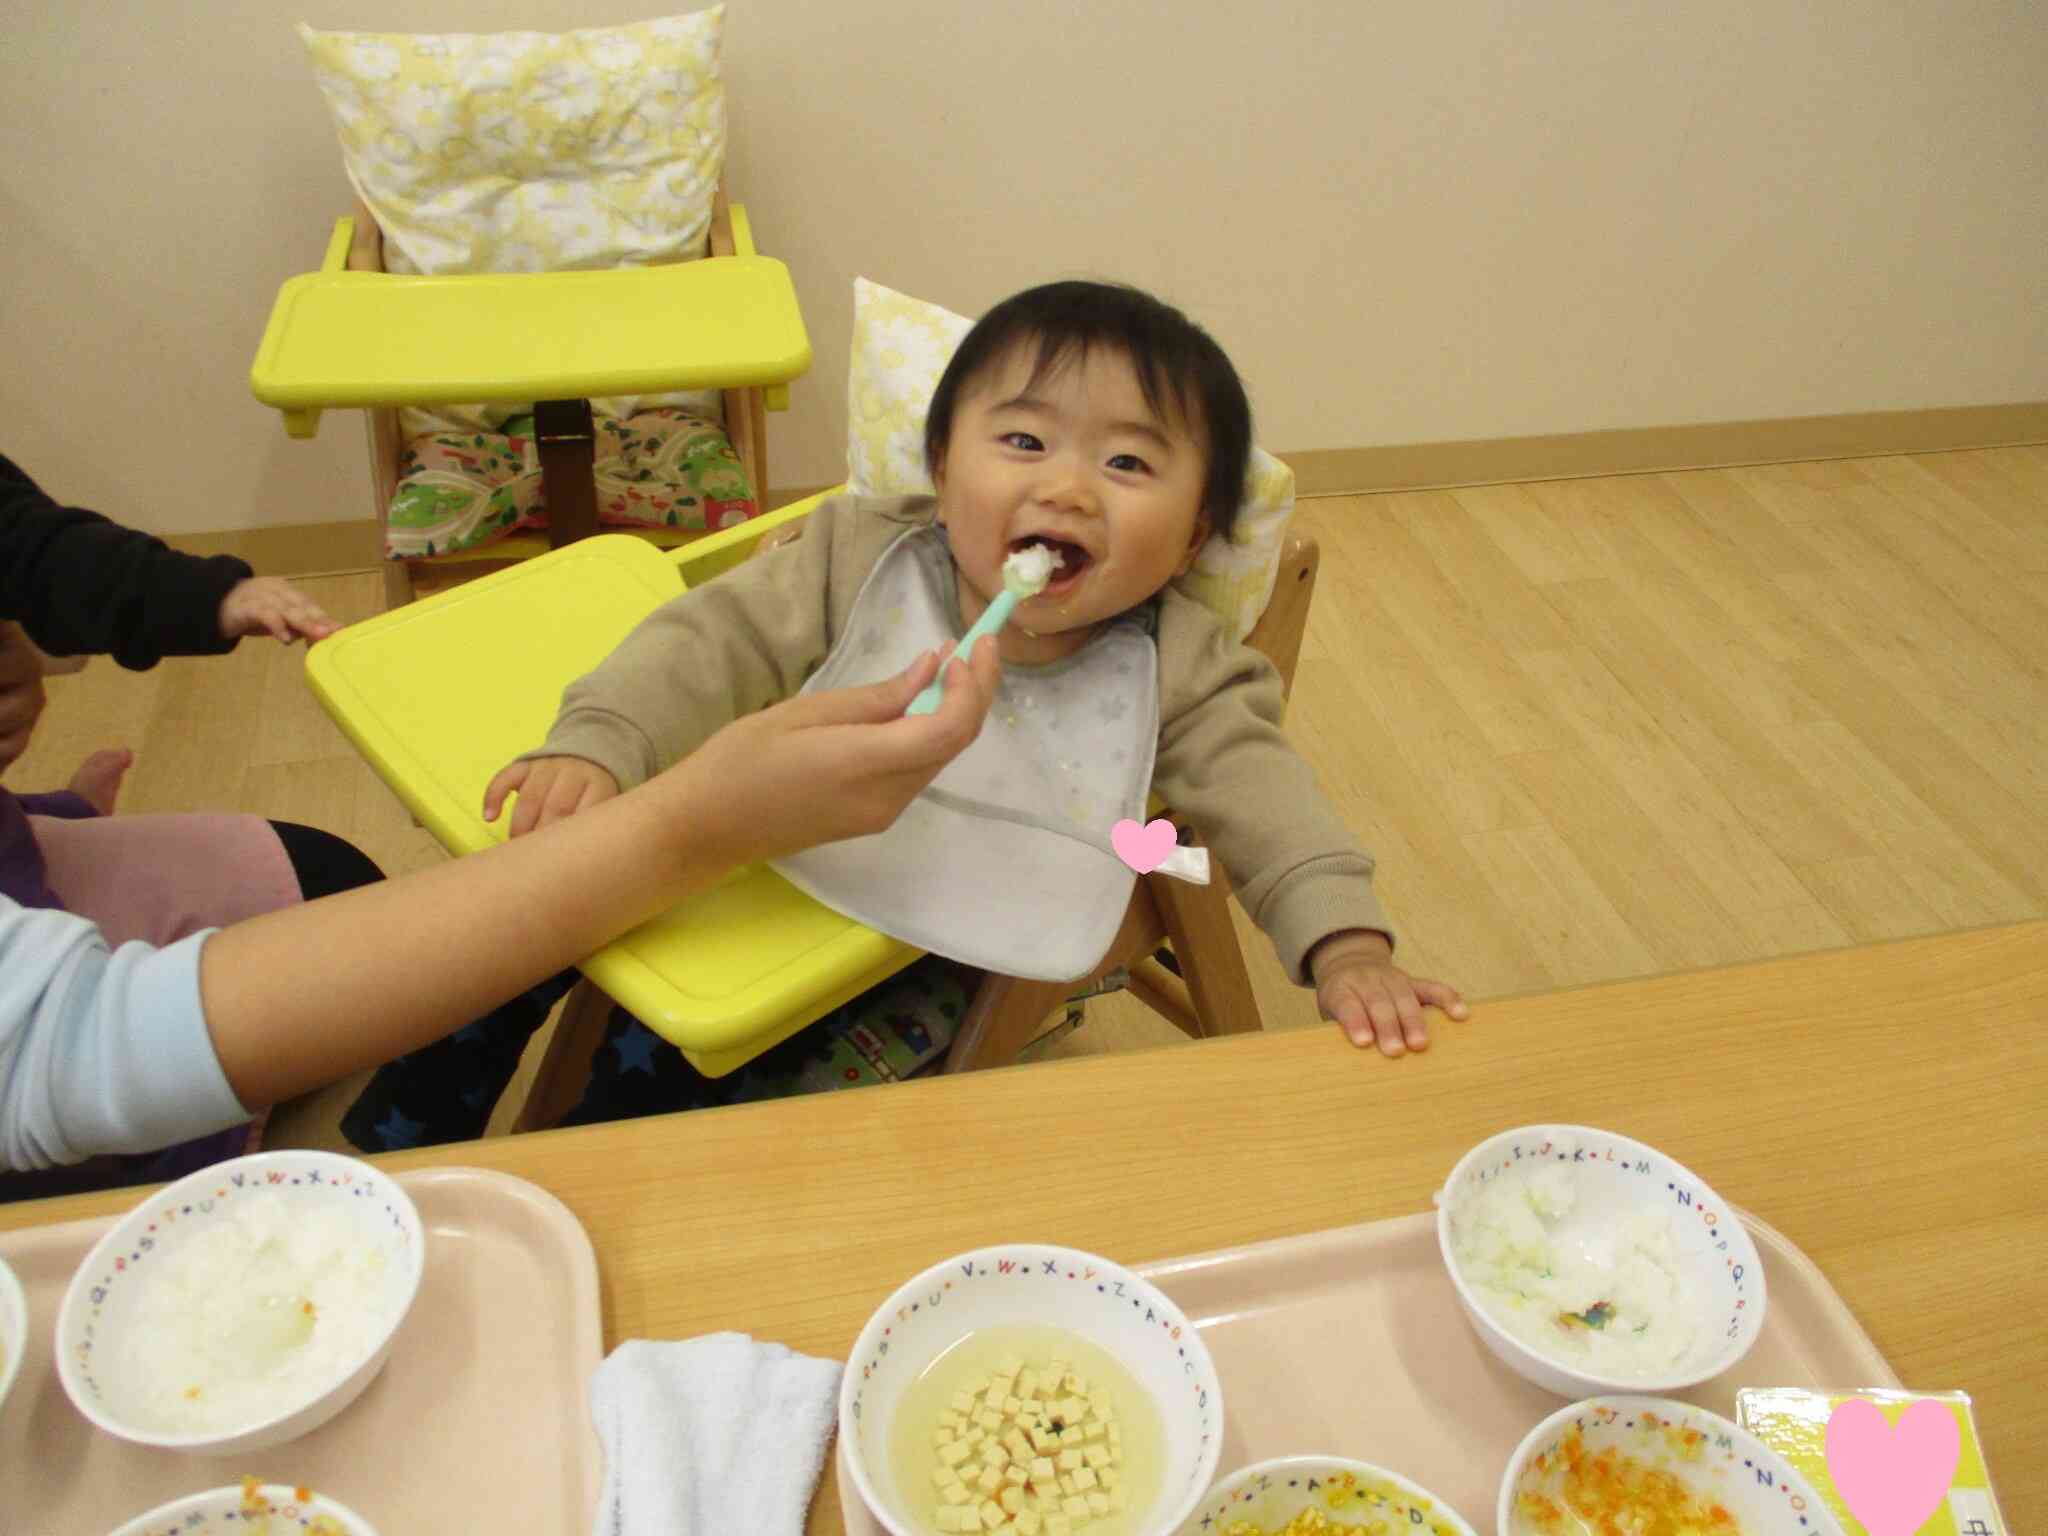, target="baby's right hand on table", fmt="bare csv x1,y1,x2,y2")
482,756,620,837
